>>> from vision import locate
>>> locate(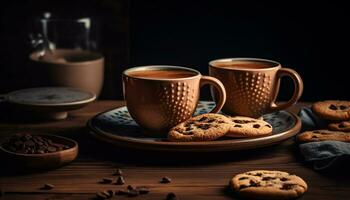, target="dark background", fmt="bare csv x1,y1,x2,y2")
0,0,349,101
